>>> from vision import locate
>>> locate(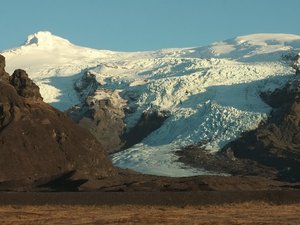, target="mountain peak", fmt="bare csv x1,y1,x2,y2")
24,31,72,48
